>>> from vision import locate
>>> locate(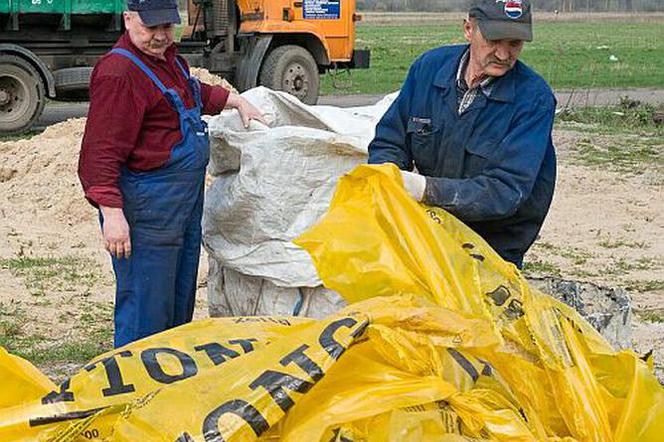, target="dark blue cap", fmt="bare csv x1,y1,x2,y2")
127,0,181,27
469,0,533,42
